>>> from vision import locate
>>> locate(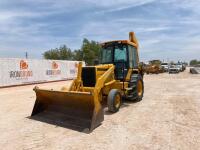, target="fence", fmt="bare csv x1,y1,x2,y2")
0,58,85,87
